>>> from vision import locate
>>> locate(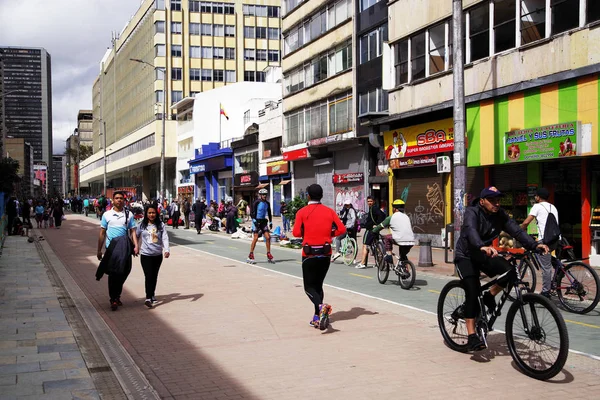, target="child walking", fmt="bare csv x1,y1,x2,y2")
136,203,170,308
